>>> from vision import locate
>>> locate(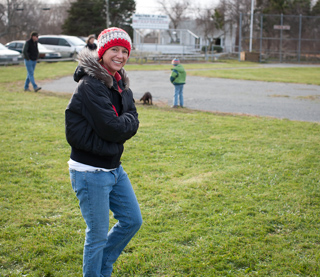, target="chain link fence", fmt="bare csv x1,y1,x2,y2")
239,13,320,63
